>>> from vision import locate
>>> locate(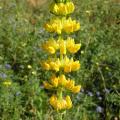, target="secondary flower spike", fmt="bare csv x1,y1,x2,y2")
41,0,81,111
